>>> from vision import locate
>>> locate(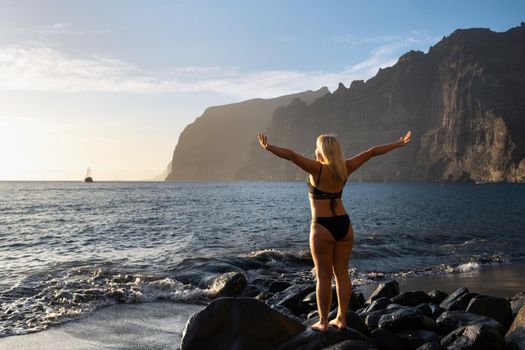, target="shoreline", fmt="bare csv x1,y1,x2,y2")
1,262,524,349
